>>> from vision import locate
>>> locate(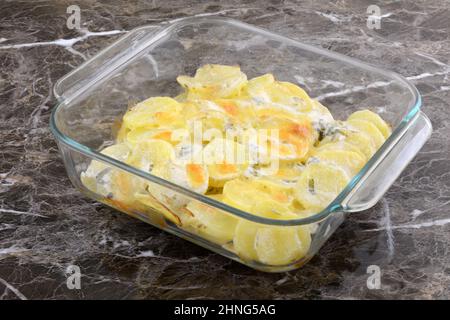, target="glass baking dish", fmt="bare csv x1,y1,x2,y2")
50,16,432,272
